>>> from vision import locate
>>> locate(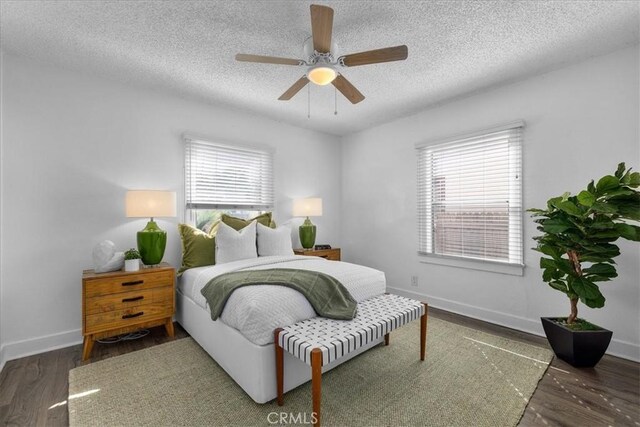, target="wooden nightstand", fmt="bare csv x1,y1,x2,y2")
294,248,341,261
81,262,175,361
